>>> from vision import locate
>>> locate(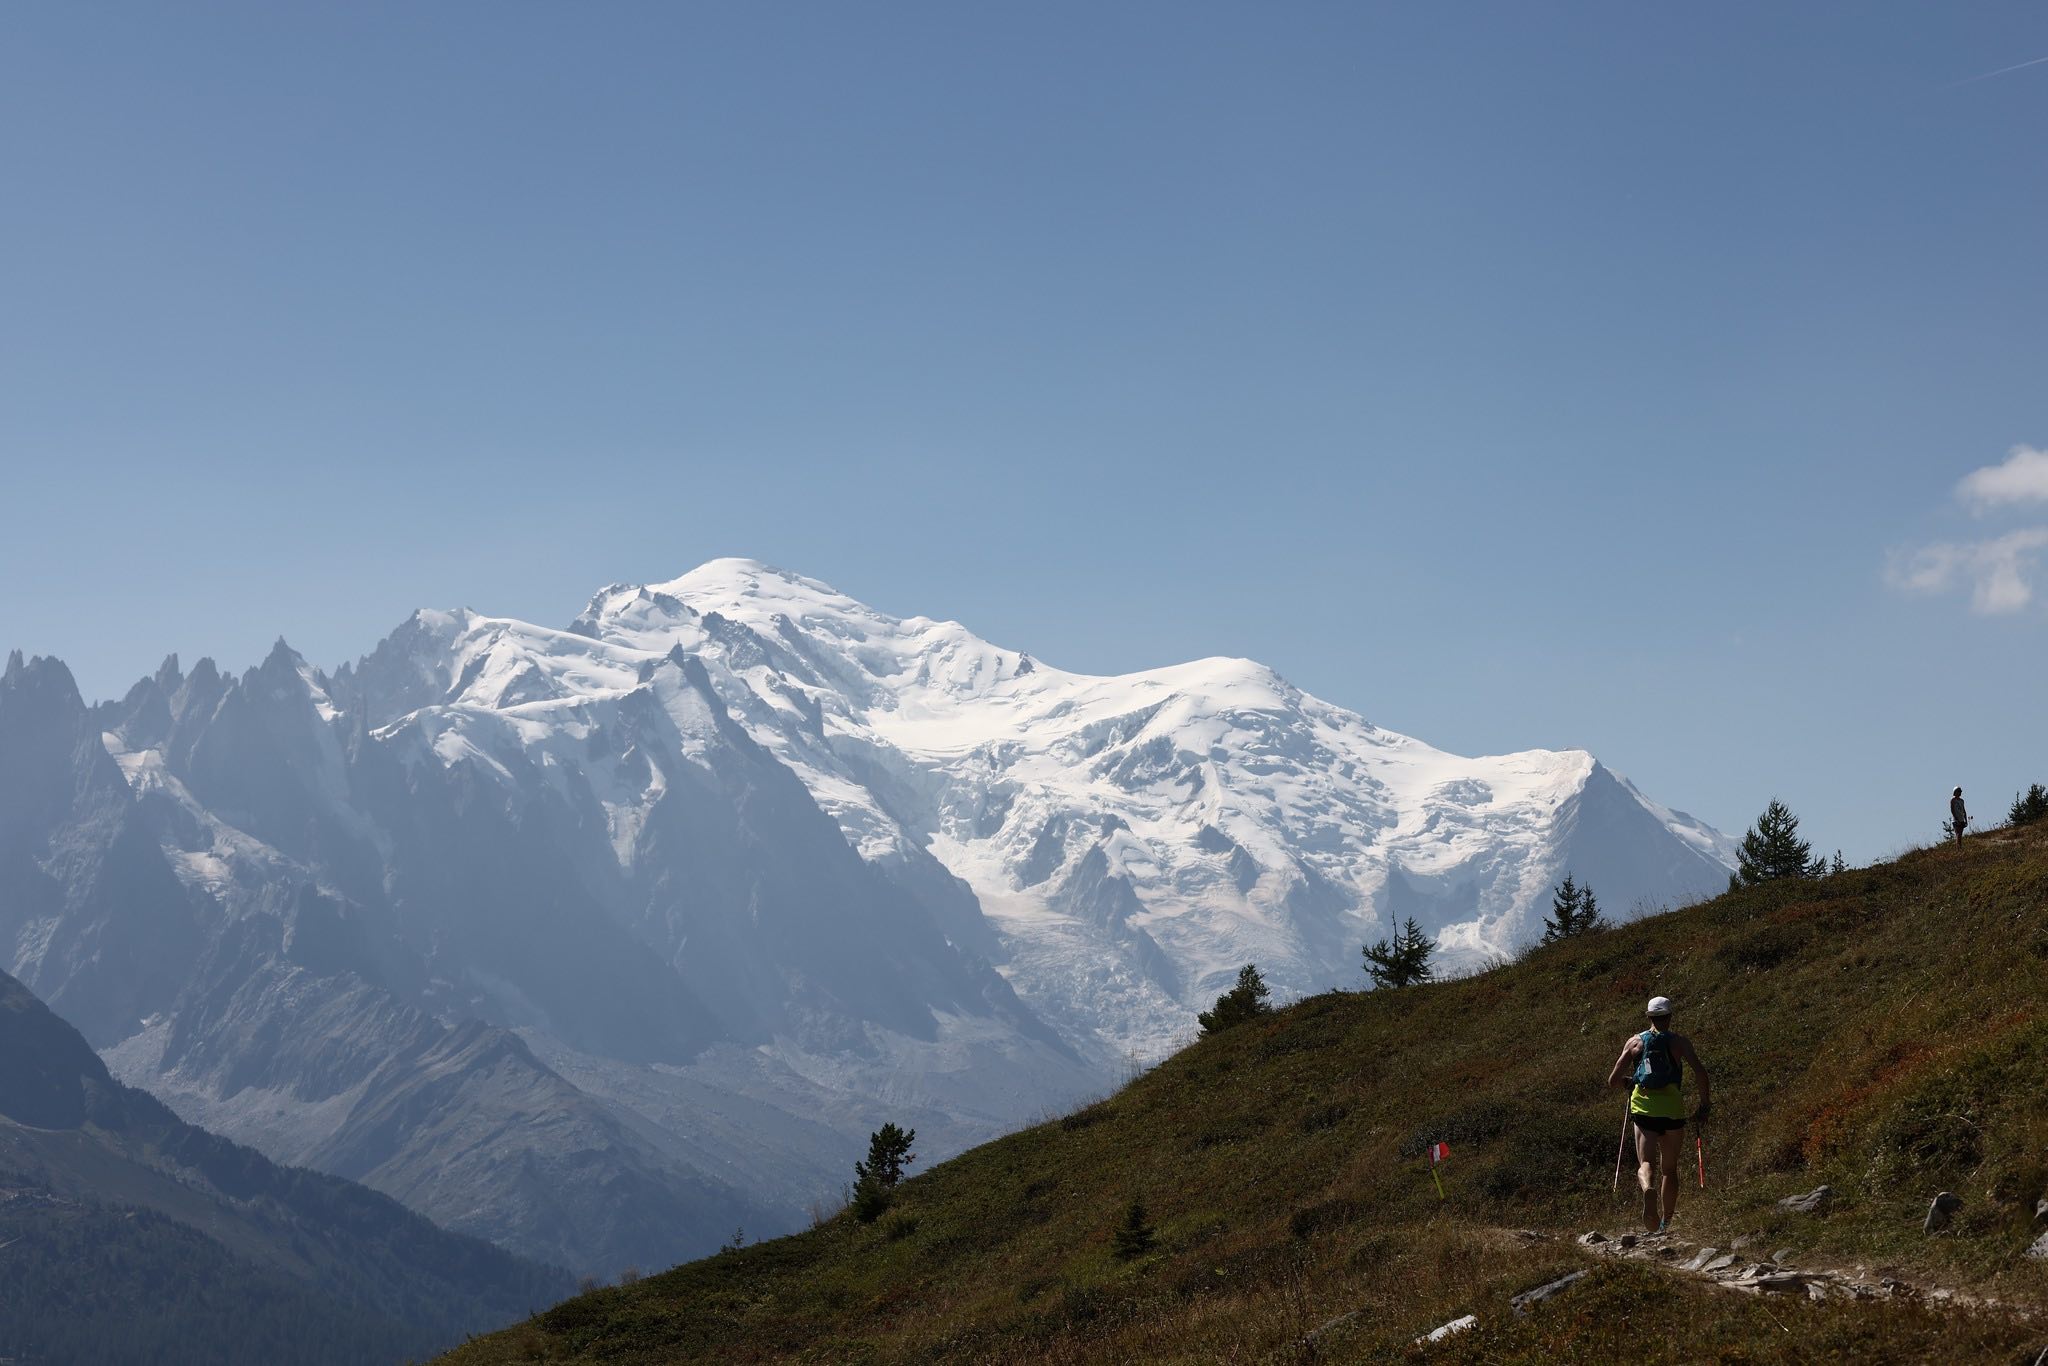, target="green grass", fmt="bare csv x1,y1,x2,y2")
442,823,2048,1363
